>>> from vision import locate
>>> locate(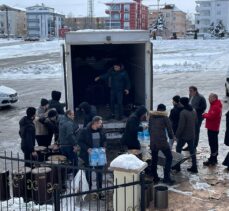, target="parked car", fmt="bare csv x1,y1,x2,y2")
226,72,229,97
0,85,18,107
24,36,40,41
